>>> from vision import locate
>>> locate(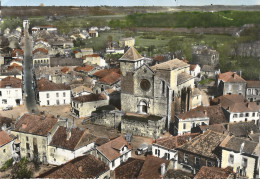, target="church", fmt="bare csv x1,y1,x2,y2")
120,47,201,136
